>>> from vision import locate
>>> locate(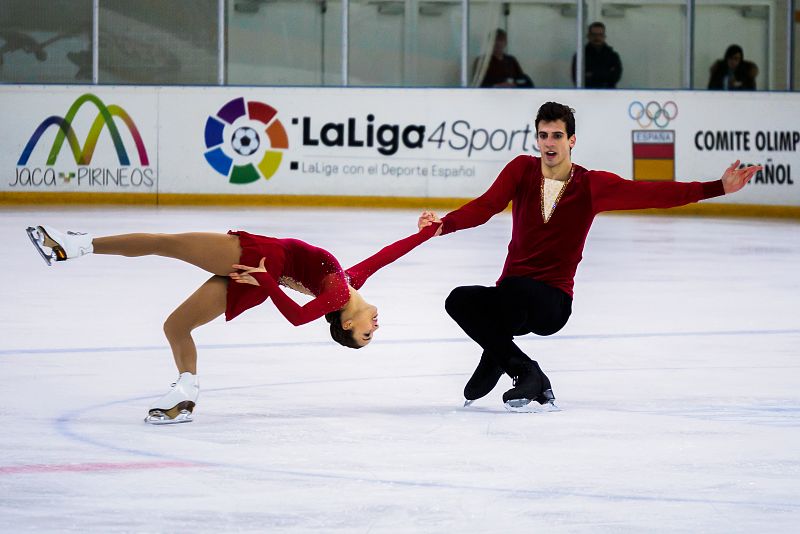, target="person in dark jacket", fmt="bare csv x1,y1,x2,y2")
571,22,622,88
708,44,758,91
475,28,534,88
